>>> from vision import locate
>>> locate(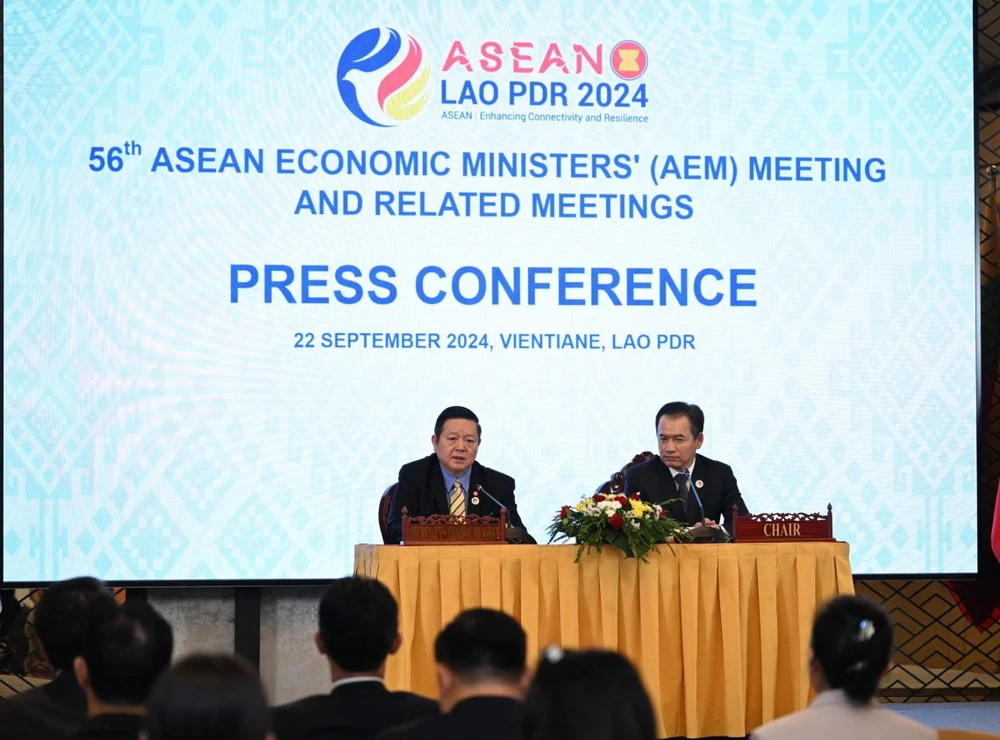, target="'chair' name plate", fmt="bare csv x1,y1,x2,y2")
732,504,835,542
